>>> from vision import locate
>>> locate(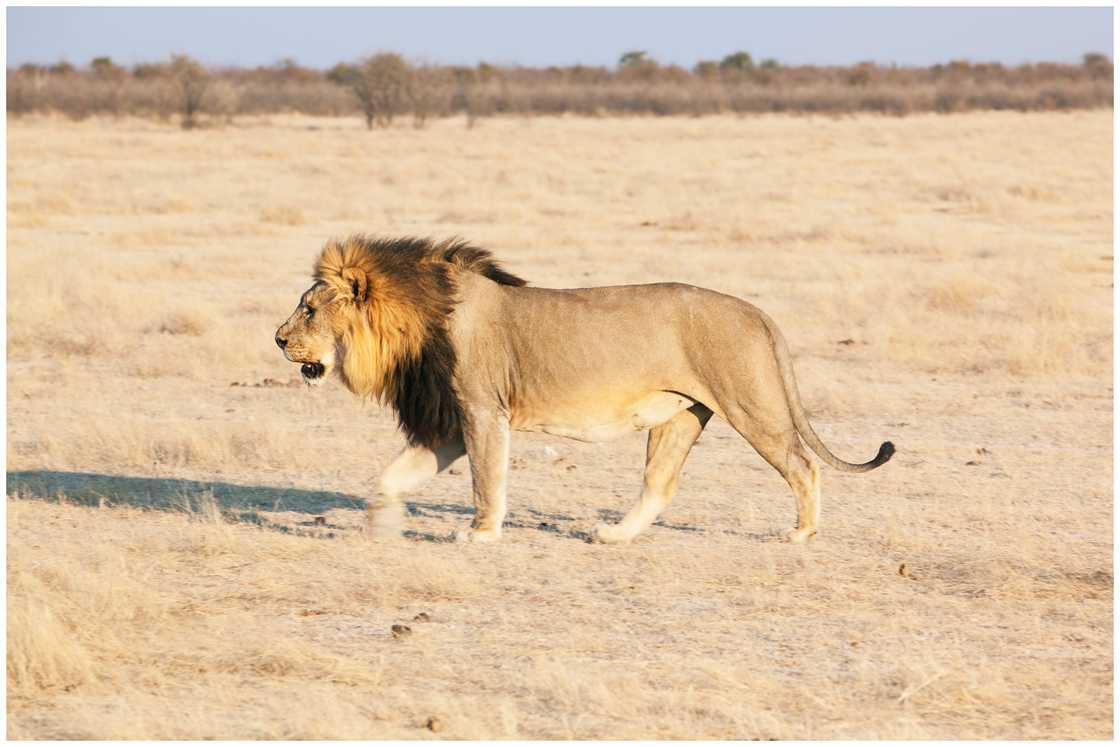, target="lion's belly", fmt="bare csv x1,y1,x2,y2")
513,391,696,443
